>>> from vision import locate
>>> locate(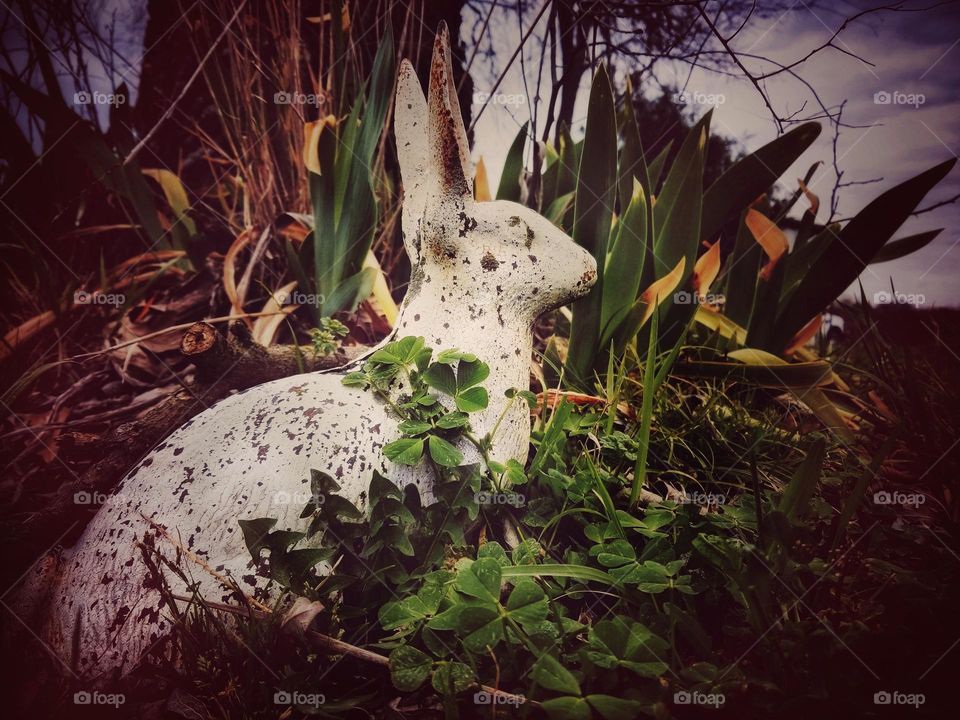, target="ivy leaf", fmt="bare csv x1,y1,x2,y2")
282,548,334,577
455,386,489,413
368,471,403,505
431,661,475,695
384,437,424,465
371,336,426,366
428,435,463,467
456,557,502,603
506,387,538,408
512,538,542,566
459,605,504,652
505,580,549,627
596,539,636,568
370,497,416,533
503,458,527,486
425,604,464,631
436,411,470,429
436,348,477,365
541,696,592,720
389,645,433,691
397,419,433,436
532,653,582,695
457,359,490,389
423,362,458,396
583,617,669,677
586,695,649,720
238,518,277,557
341,371,369,388
477,541,511,566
